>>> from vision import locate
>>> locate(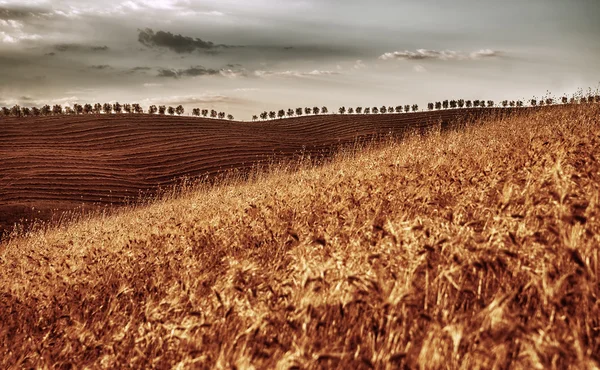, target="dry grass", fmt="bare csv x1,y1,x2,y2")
1,105,599,369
